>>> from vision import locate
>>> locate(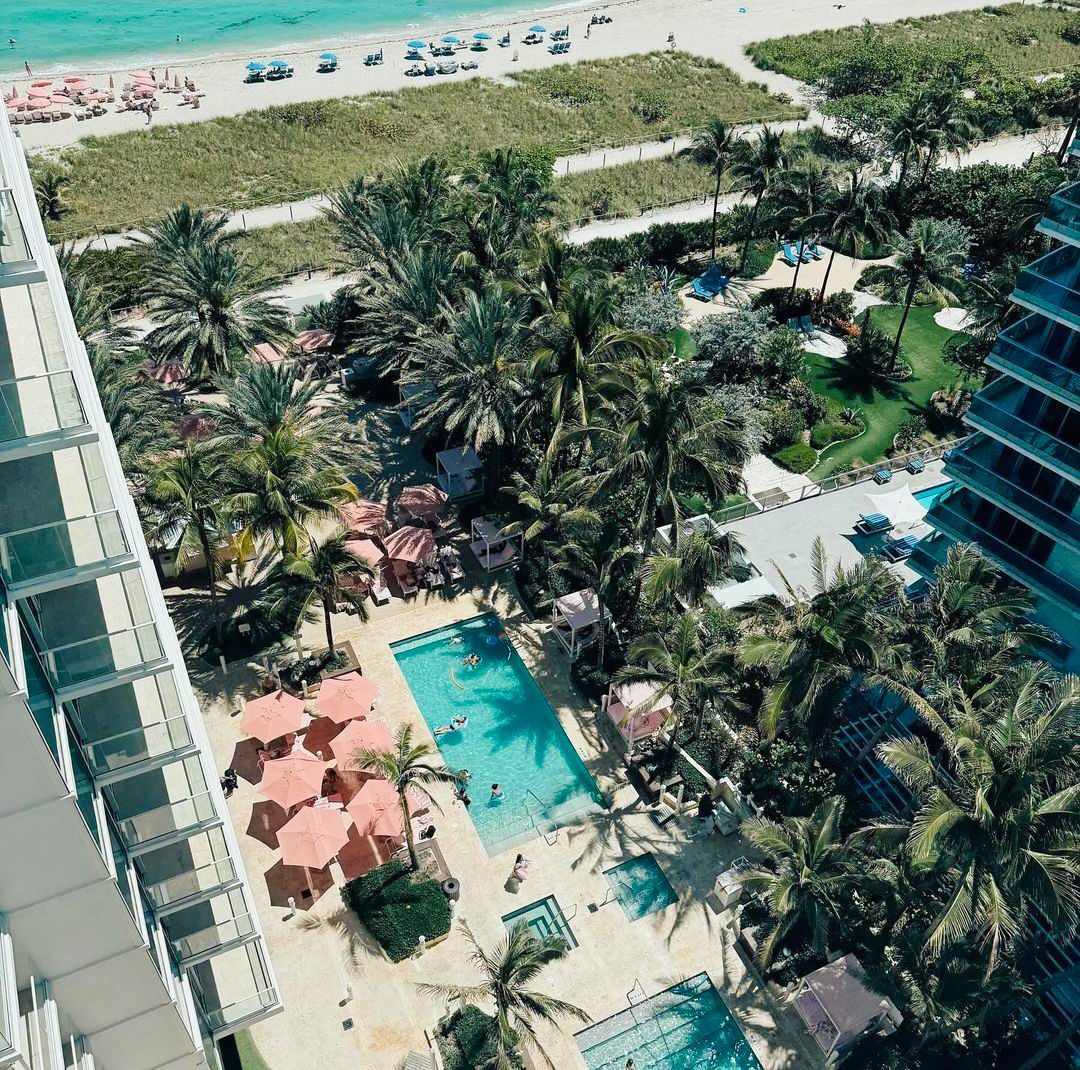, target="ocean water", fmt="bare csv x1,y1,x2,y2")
1,0,573,77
